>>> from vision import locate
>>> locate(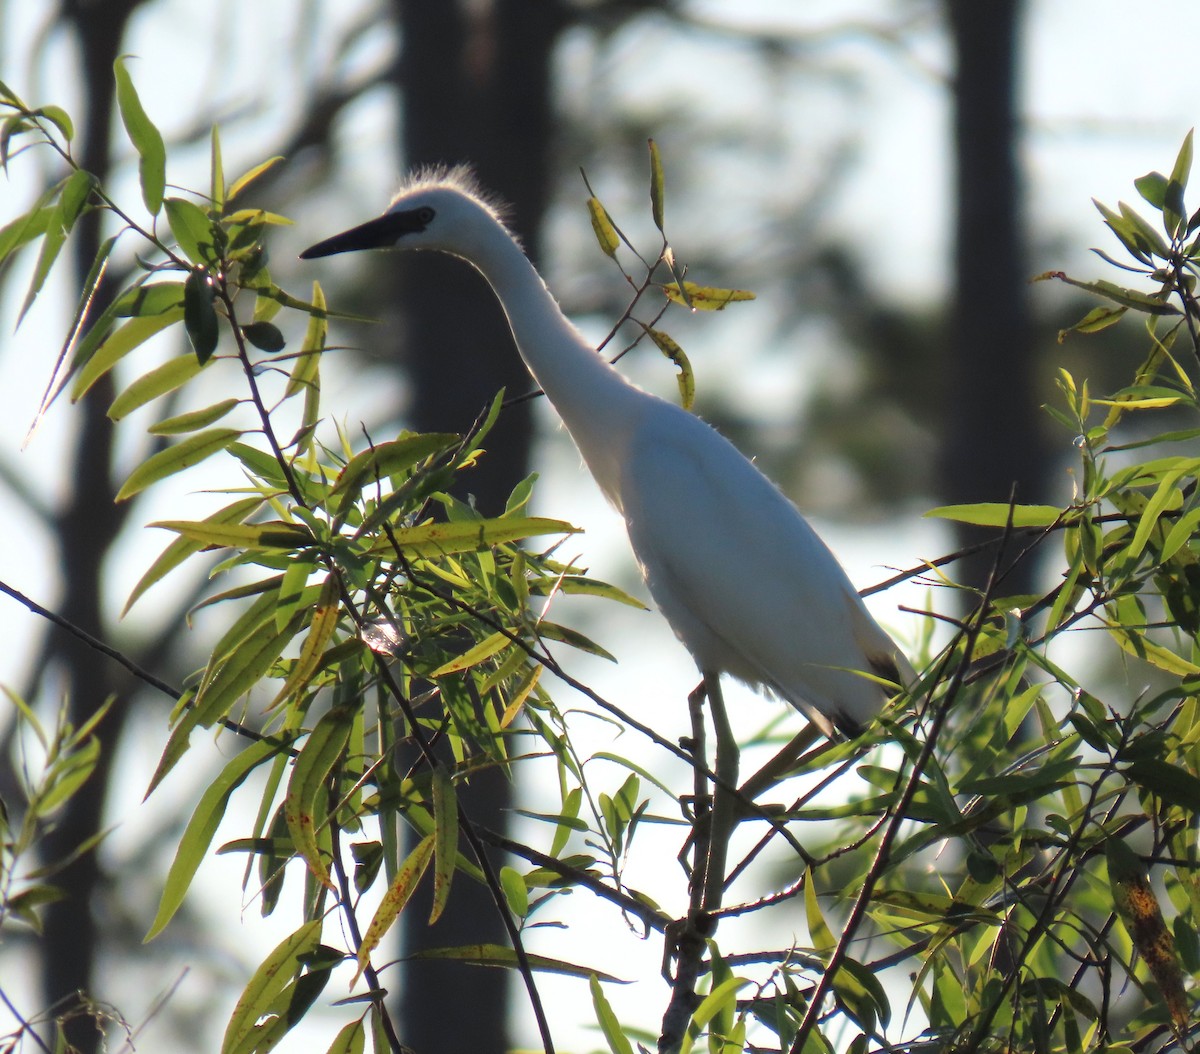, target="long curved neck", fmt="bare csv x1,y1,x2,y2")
459,222,647,503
